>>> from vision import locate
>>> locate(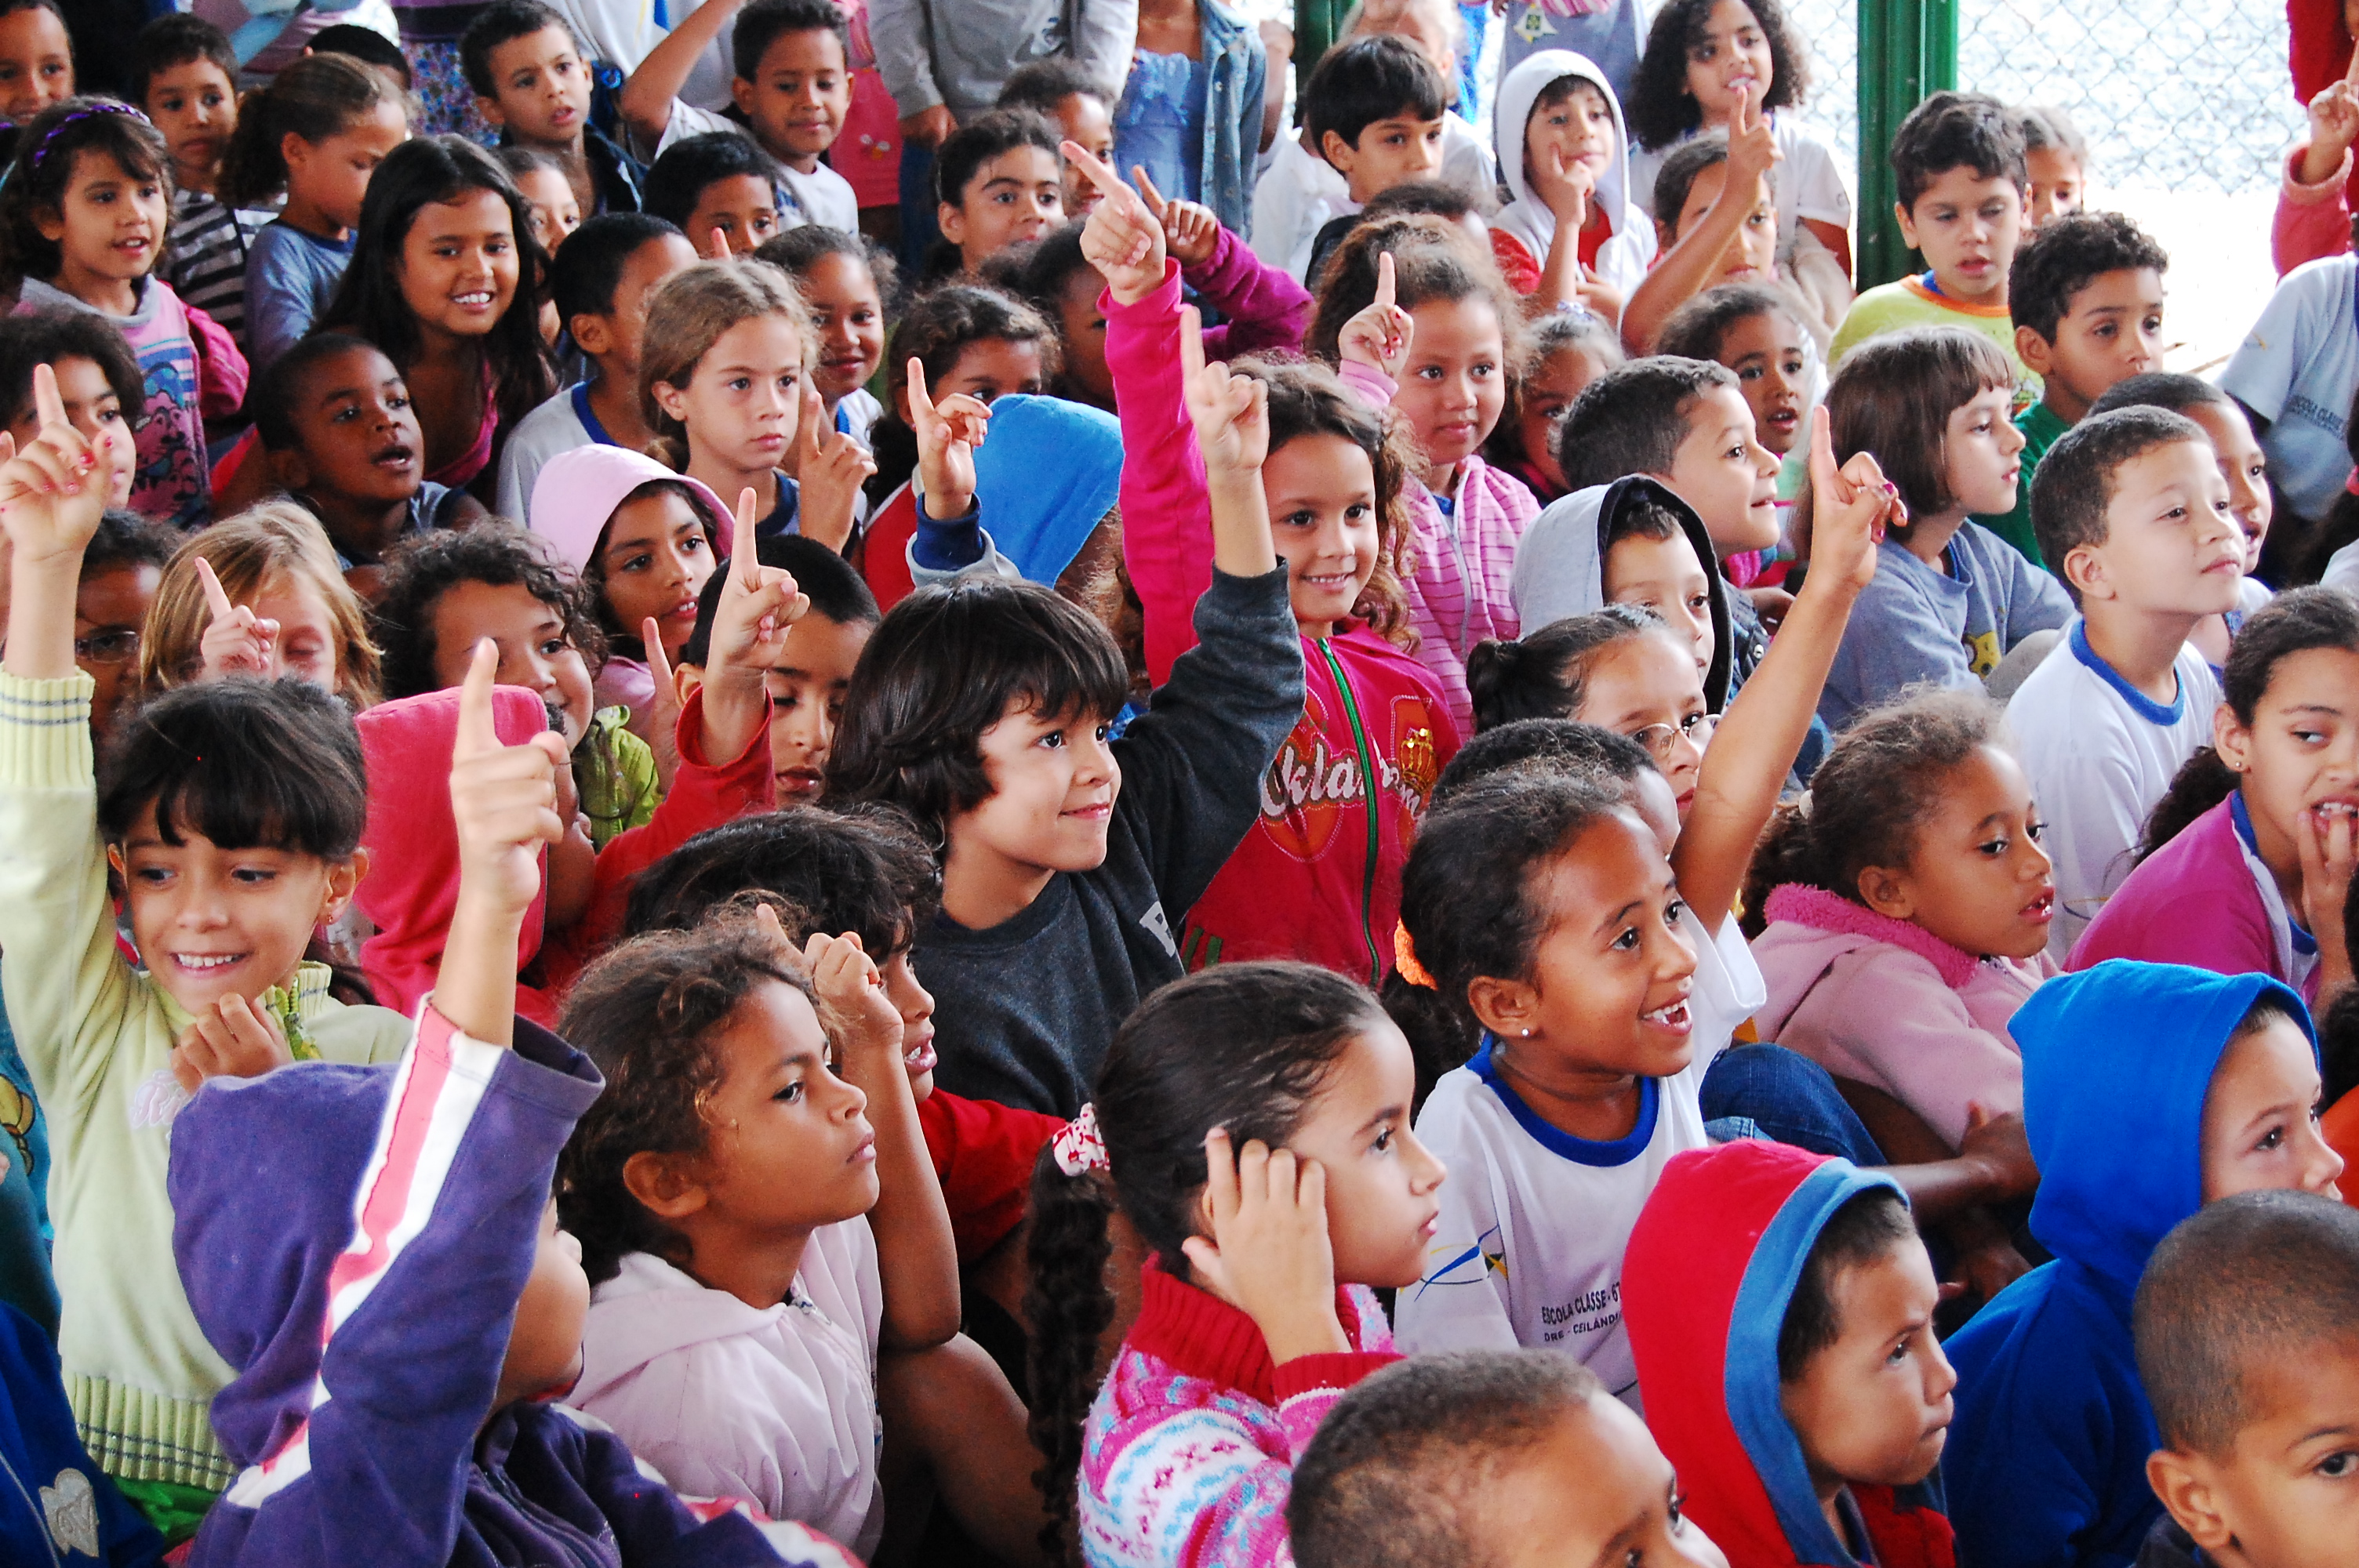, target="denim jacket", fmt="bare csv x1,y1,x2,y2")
1194,1,1267,238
